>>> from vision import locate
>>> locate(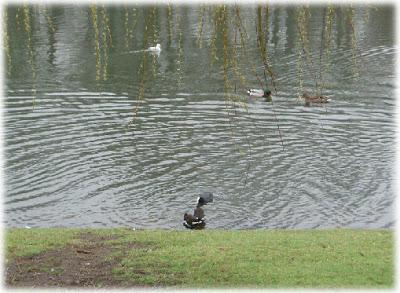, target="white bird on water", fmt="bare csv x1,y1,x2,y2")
148,43,161,52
